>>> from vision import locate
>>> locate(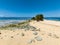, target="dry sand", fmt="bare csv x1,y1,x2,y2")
0,20,60,45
